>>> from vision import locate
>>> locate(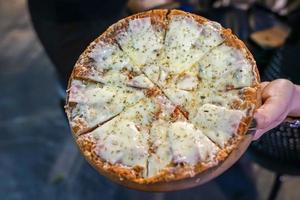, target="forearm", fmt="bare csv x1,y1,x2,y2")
289,85,300,117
